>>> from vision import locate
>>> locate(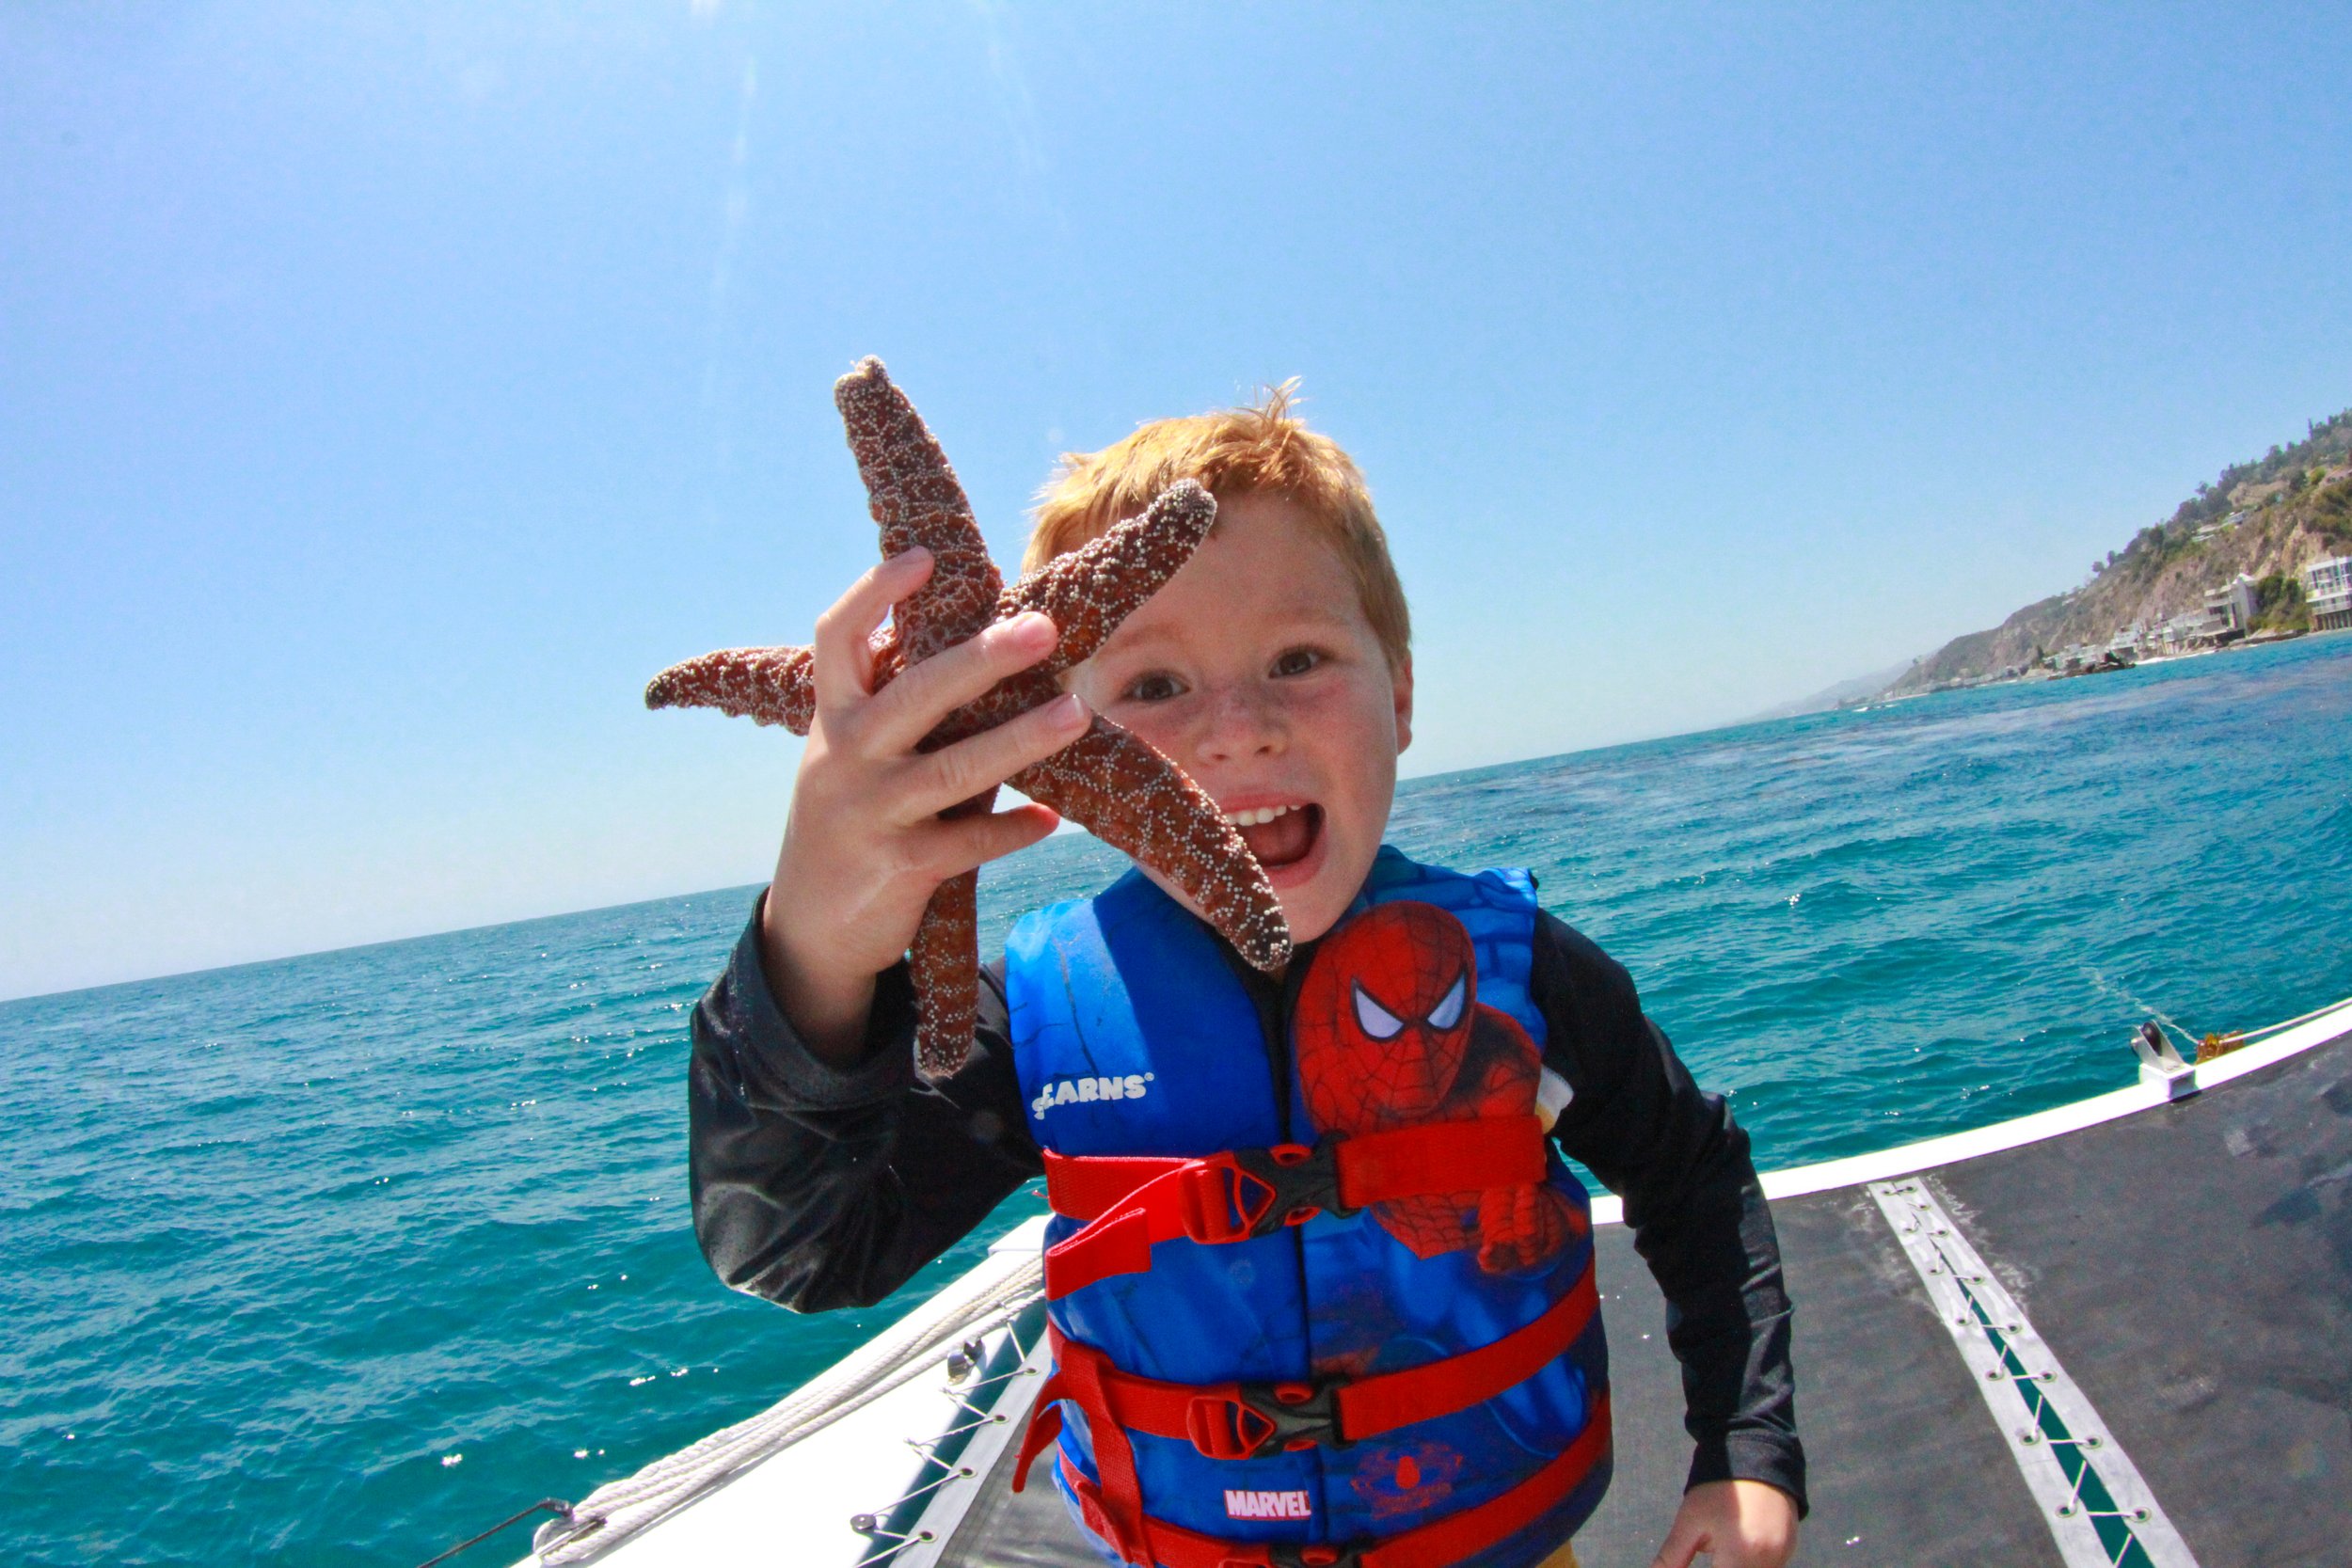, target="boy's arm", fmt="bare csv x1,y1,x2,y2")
689,893,1041,1312
1531,912,1808,1517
